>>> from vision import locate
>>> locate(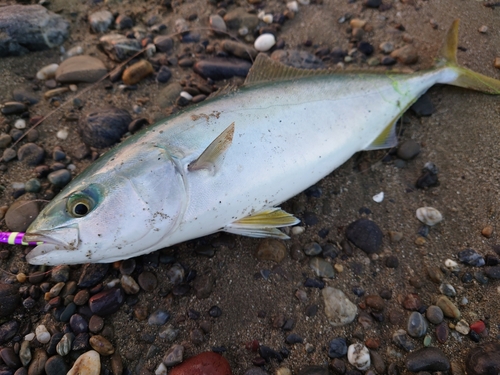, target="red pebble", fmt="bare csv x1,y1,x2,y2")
245,340,260,352
170,352,232,375
470,320,486,334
